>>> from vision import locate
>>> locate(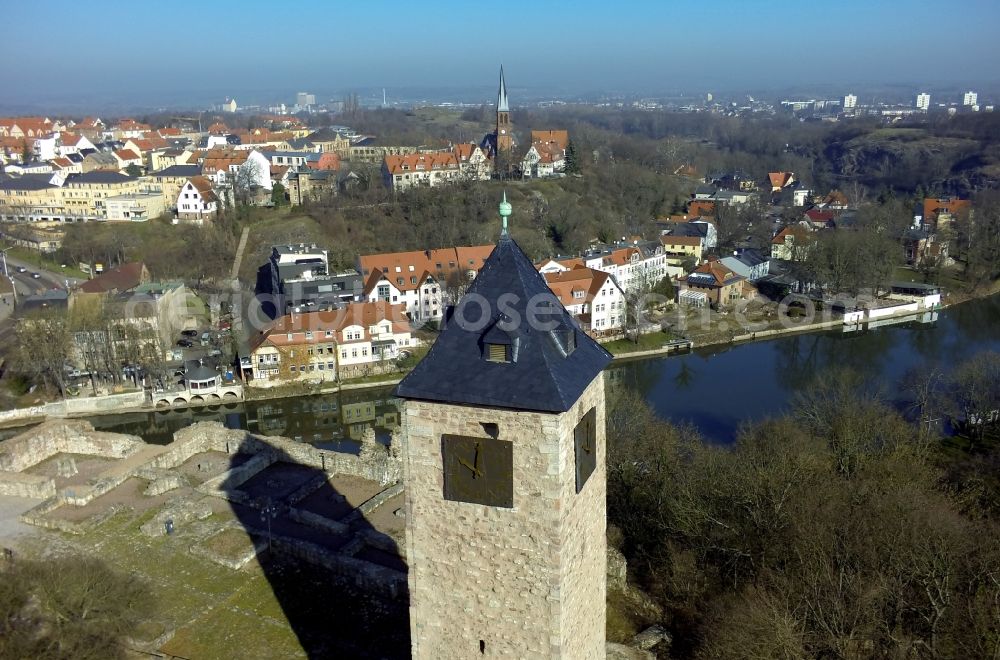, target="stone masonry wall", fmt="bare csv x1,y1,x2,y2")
0,420,143,473
403,373,607,659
